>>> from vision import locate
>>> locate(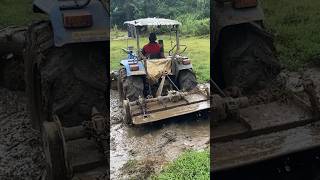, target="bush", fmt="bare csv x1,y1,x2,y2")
177,13,210,36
